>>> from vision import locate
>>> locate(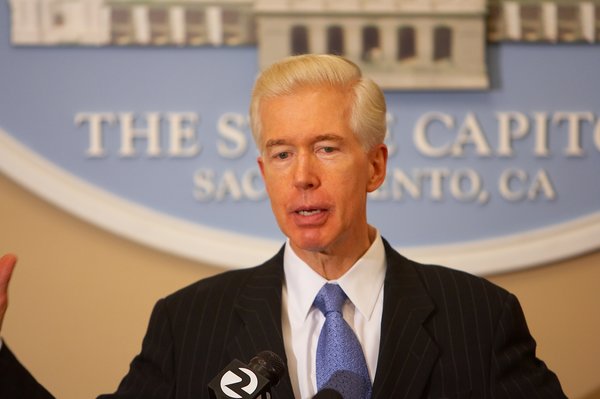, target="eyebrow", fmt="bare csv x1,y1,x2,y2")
264,134,344,148
314,134,344,143
264,139,288,148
